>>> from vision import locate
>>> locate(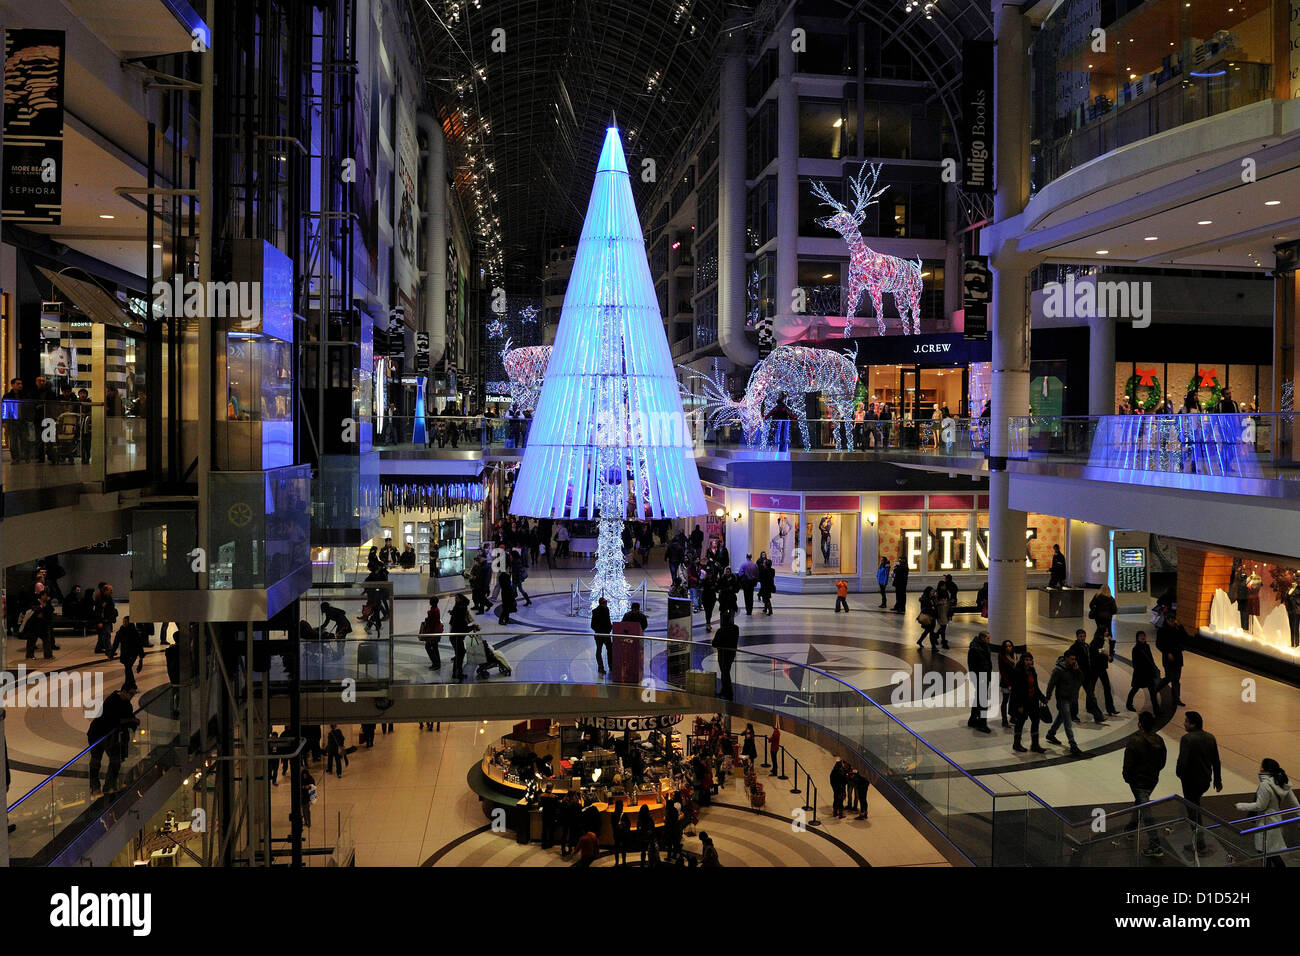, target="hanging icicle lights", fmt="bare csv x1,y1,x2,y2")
380,480,486,515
